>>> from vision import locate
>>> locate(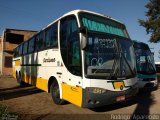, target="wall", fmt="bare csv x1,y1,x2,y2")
0,29,37,75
